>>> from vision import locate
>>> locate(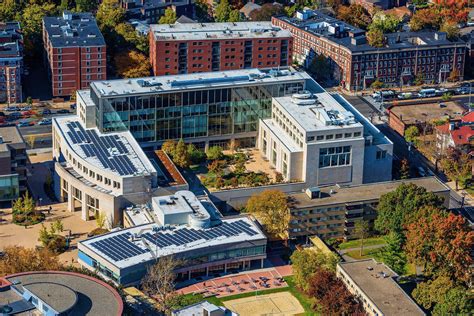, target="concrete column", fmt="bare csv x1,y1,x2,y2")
260,258,264,269
67,184,74,212
224,263,227,274
81,192,89,221
188,271,191,280
206,266,209,277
